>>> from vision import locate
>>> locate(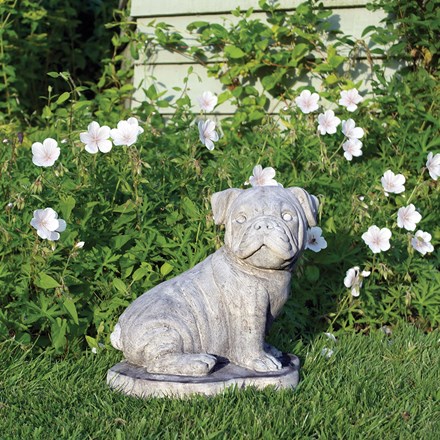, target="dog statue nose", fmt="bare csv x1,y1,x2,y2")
254,219,275,230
